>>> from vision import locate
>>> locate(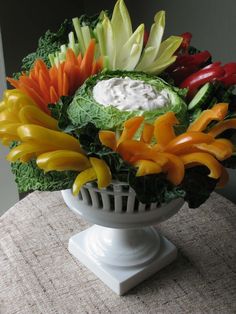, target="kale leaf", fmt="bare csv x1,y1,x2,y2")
11,160,77,192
